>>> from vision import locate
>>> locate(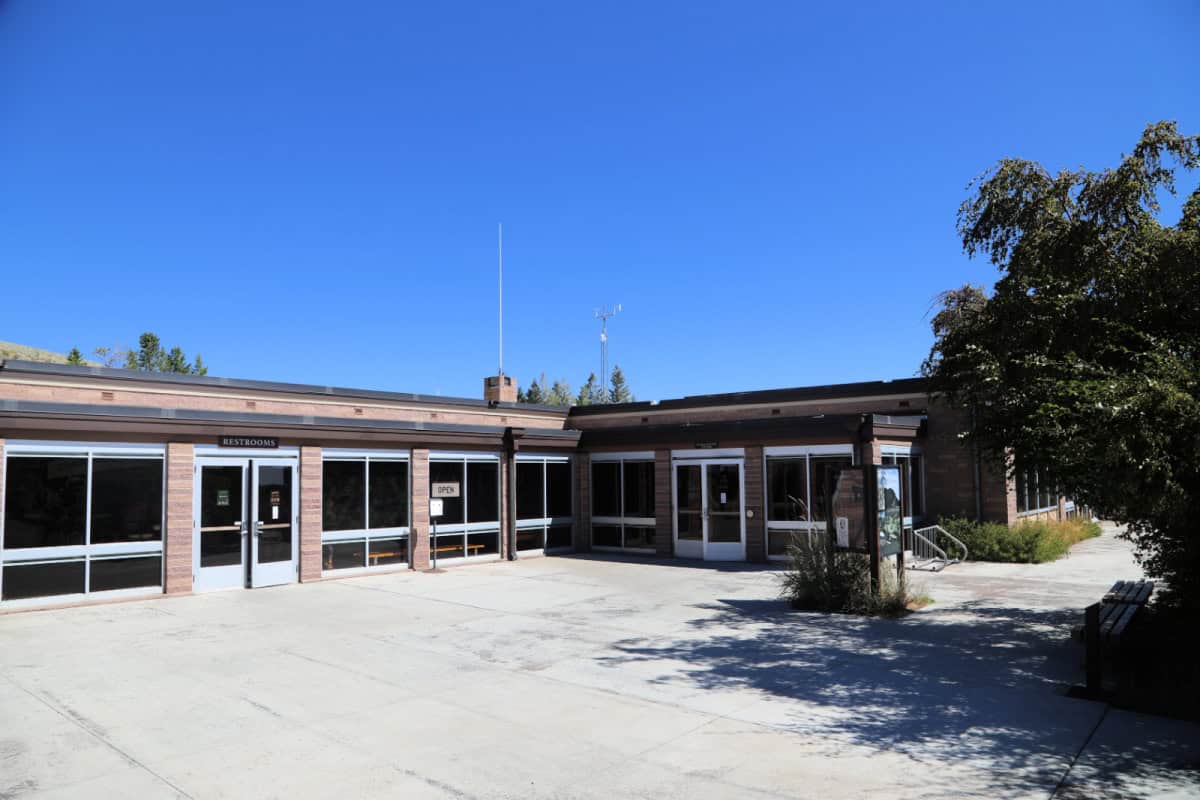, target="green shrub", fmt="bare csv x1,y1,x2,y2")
939,516,1102,563
778,533,916,616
